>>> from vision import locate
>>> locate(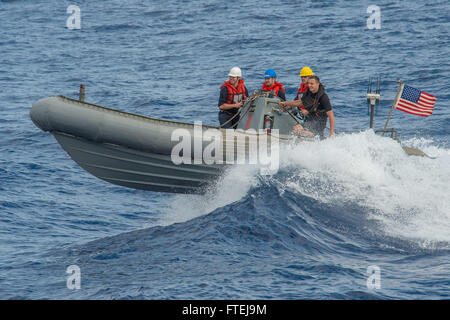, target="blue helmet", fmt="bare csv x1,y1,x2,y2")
264,68,277,78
